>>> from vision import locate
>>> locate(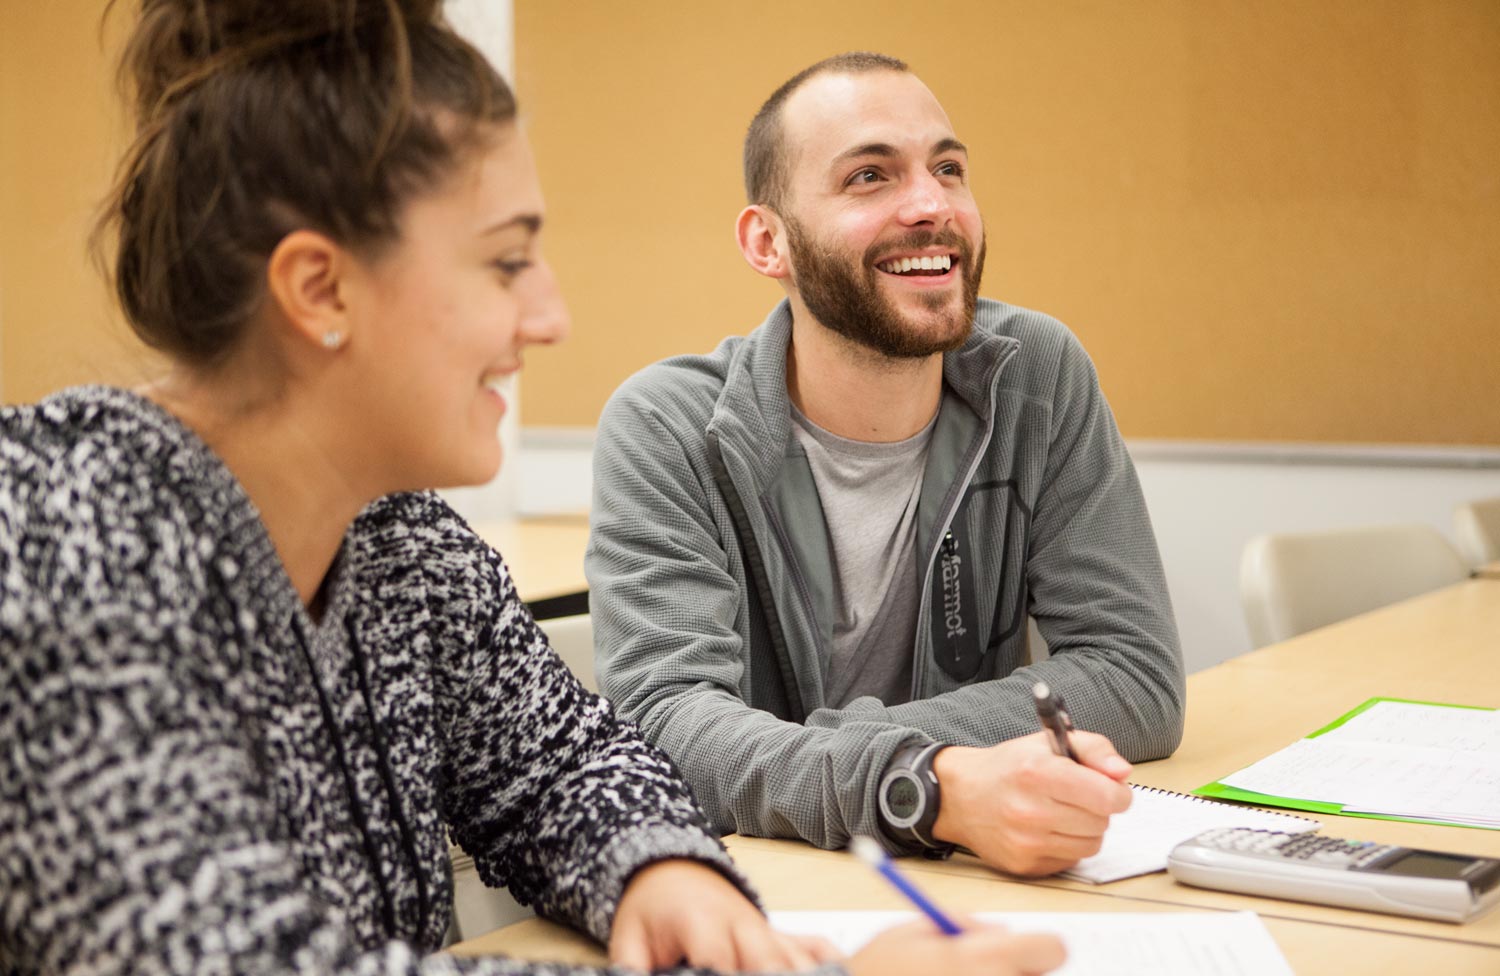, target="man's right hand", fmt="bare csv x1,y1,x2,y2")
929,730,1134,876
845,919,1066,976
